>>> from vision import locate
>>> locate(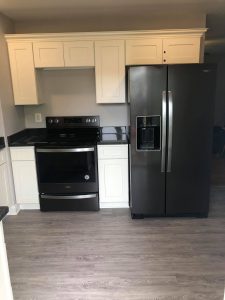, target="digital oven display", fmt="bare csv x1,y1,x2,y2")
64,118,83,124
